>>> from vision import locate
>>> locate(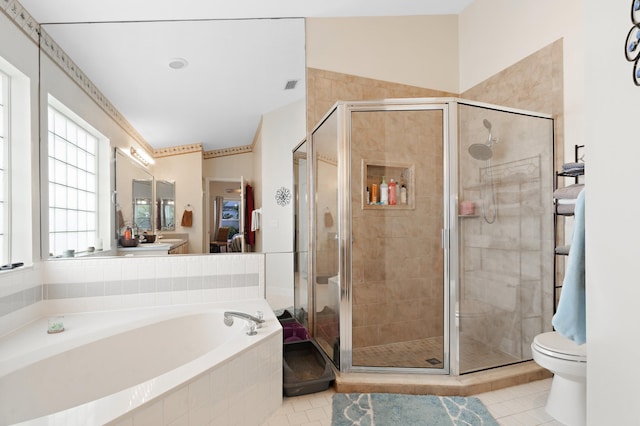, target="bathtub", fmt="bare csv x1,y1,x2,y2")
0,299,282,425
